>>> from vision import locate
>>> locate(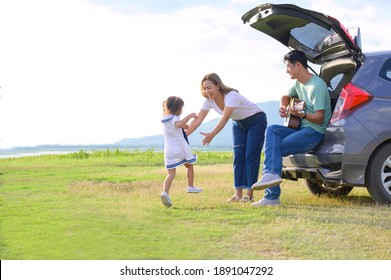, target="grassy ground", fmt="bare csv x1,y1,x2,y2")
0,150,390,260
